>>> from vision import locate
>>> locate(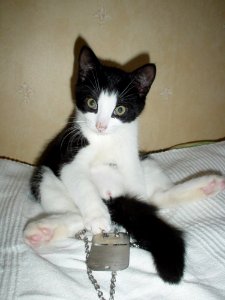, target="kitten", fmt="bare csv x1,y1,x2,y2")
24,46,225,283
